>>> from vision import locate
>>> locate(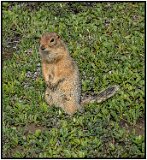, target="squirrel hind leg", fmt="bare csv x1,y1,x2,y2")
45,89,54,106
61,101,81,116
